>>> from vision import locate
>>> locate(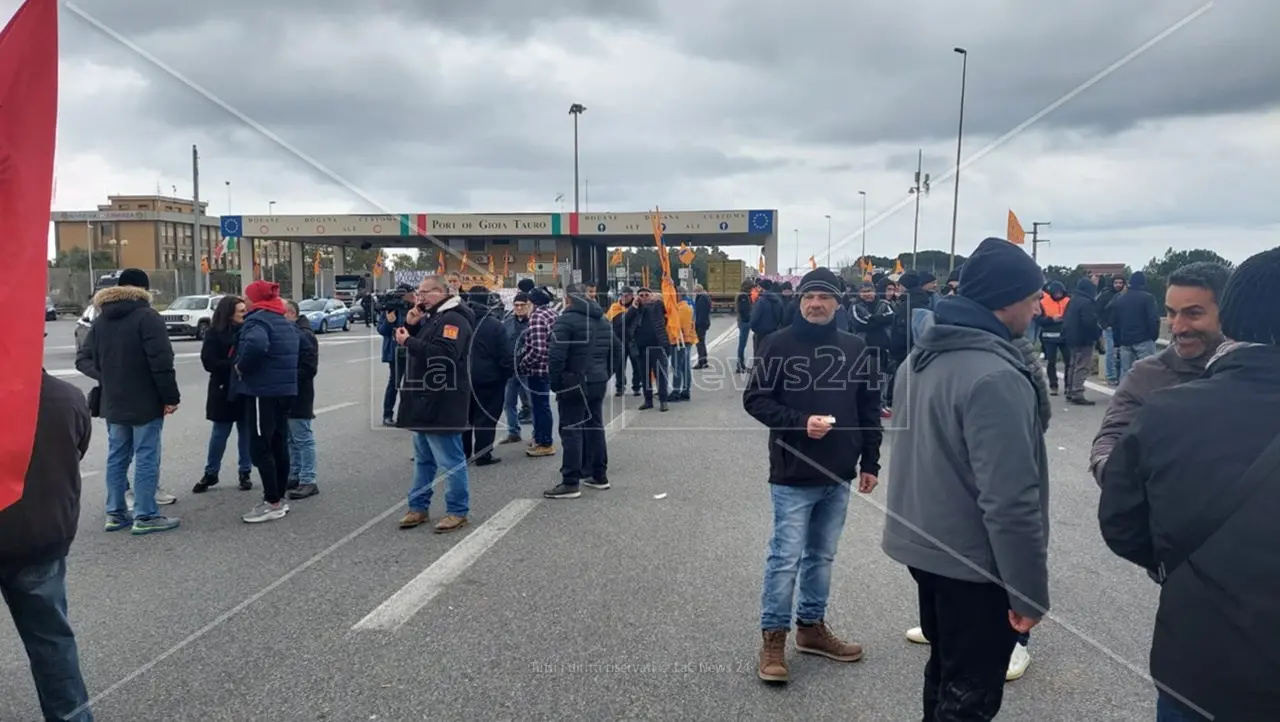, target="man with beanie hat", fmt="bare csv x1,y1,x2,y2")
500,292,534,443
1100,247,1280,722
75,267,182,534
1108,270,1161,380
882,237,1049,719
233,280,300,523
745,267,883,684
518,286,558,455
